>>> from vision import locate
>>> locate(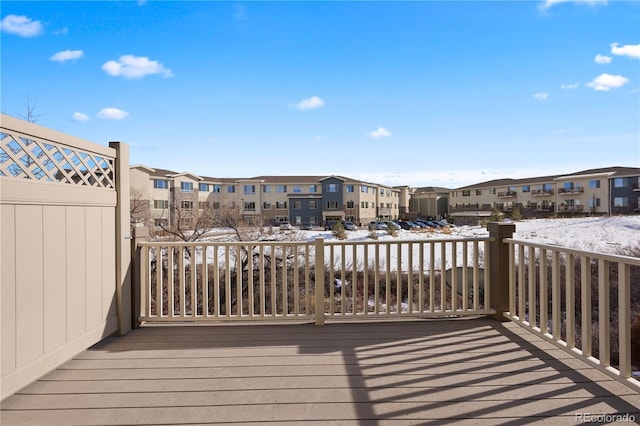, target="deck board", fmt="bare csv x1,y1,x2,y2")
2,318,639,425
